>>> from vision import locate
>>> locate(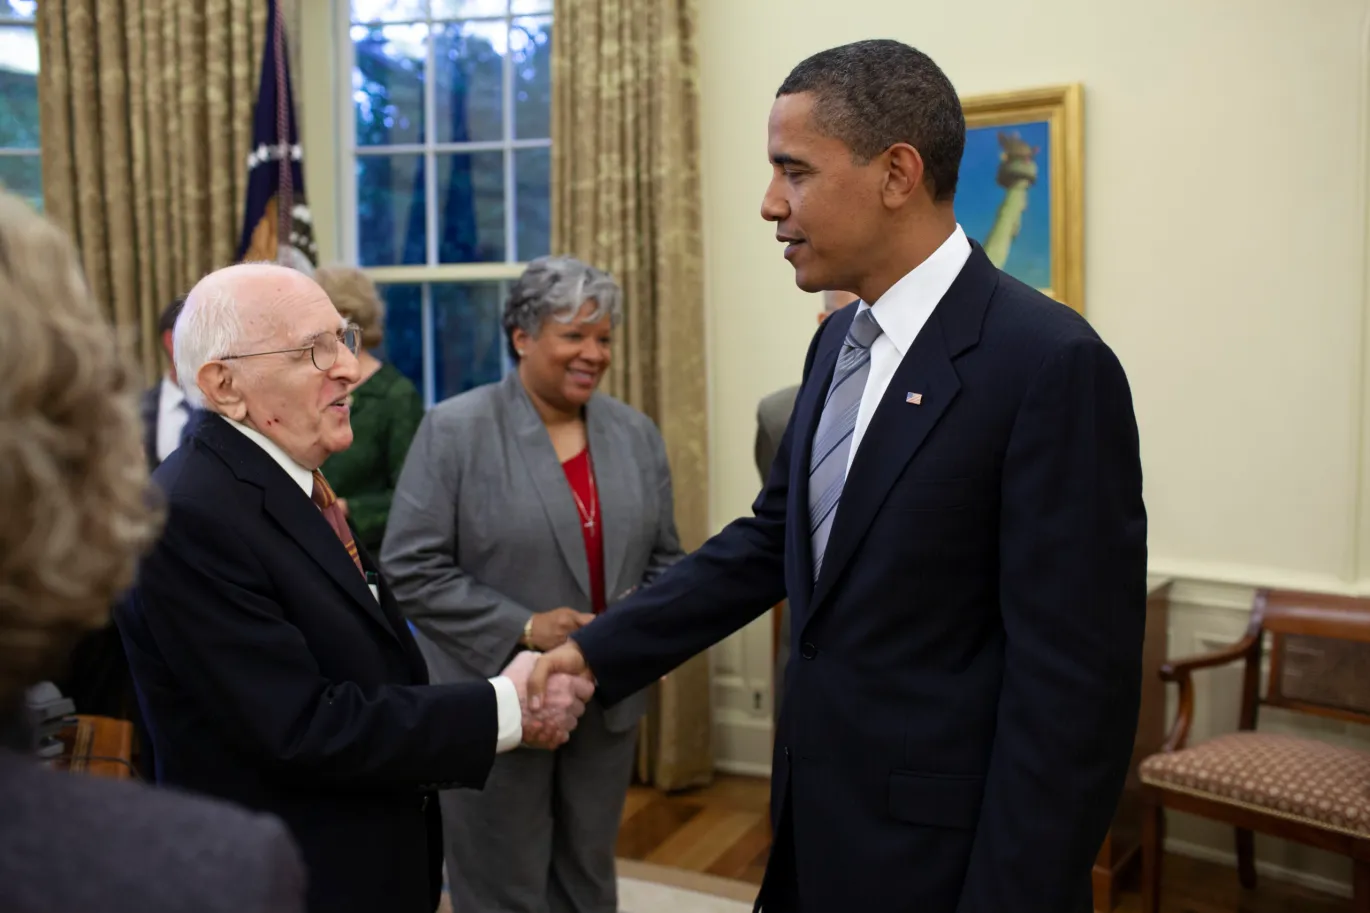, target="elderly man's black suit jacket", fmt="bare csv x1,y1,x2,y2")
117,413,500,913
